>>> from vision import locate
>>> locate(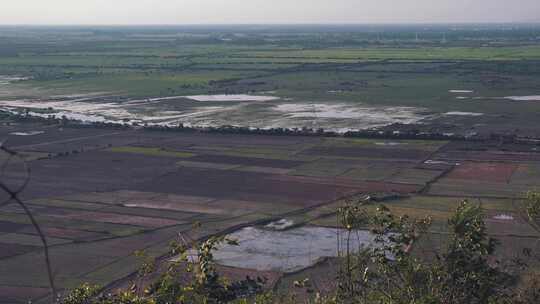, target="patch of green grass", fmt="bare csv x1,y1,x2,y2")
28,199,107,211
388,195,472,212
322,138,447,151
480,198,517,212
108,146,195,158
429,179,531,198
236,46,540,61
510,164,540,186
